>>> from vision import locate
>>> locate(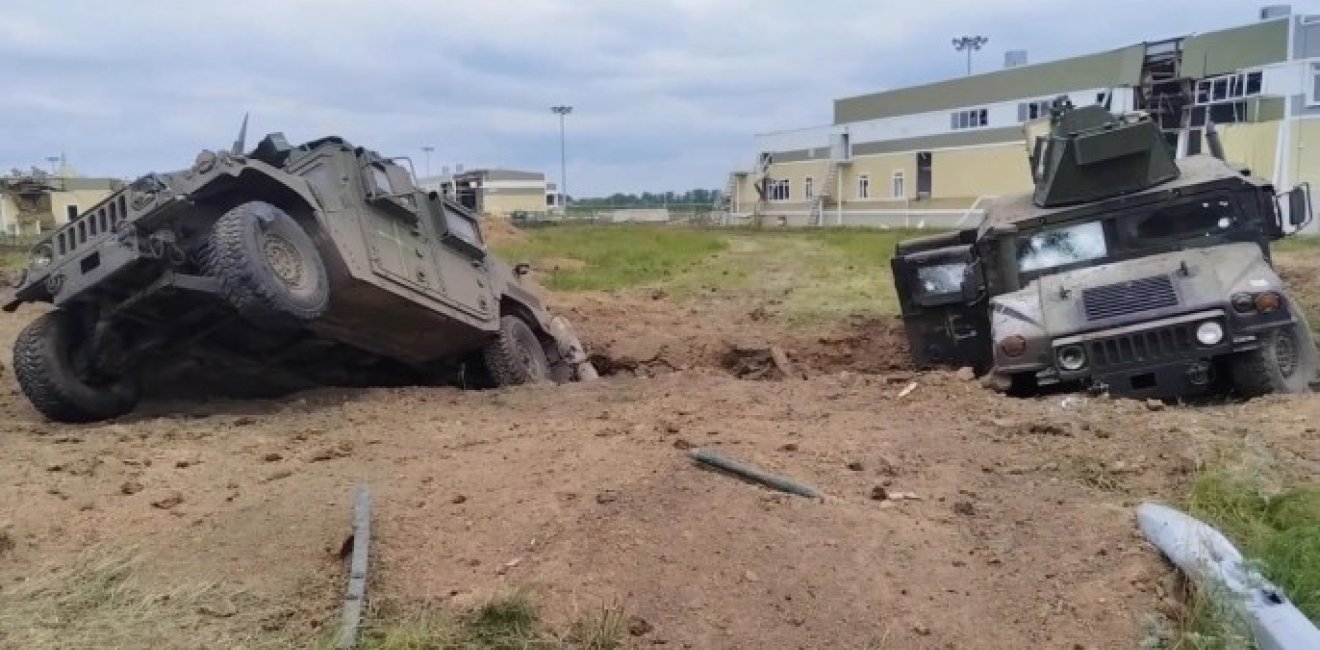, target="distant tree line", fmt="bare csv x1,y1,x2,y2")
572,189,722,207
